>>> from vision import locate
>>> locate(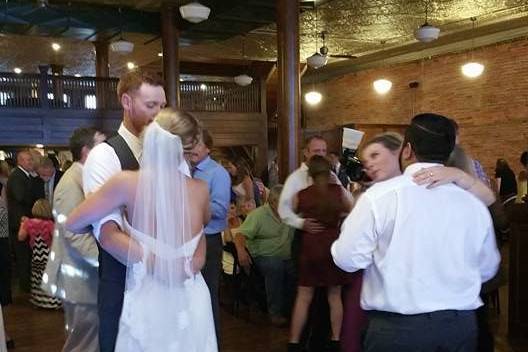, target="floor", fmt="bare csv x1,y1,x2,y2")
3,284,528,352
3,241,528,352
